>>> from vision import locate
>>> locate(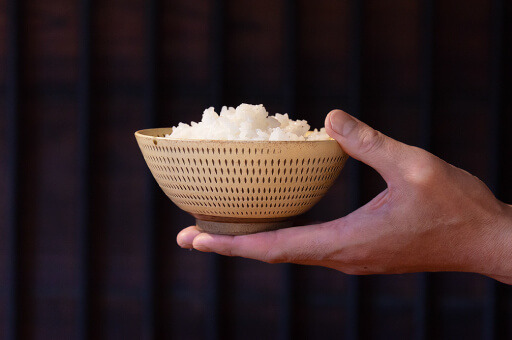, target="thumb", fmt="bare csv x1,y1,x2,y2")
325,110,409,183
